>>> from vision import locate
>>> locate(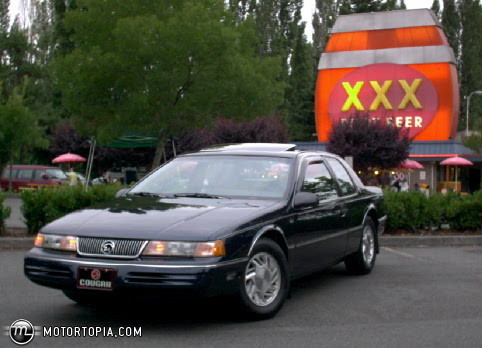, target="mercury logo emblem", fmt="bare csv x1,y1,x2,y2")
91,269,101,280
101,240,115,255
9,319,35,345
